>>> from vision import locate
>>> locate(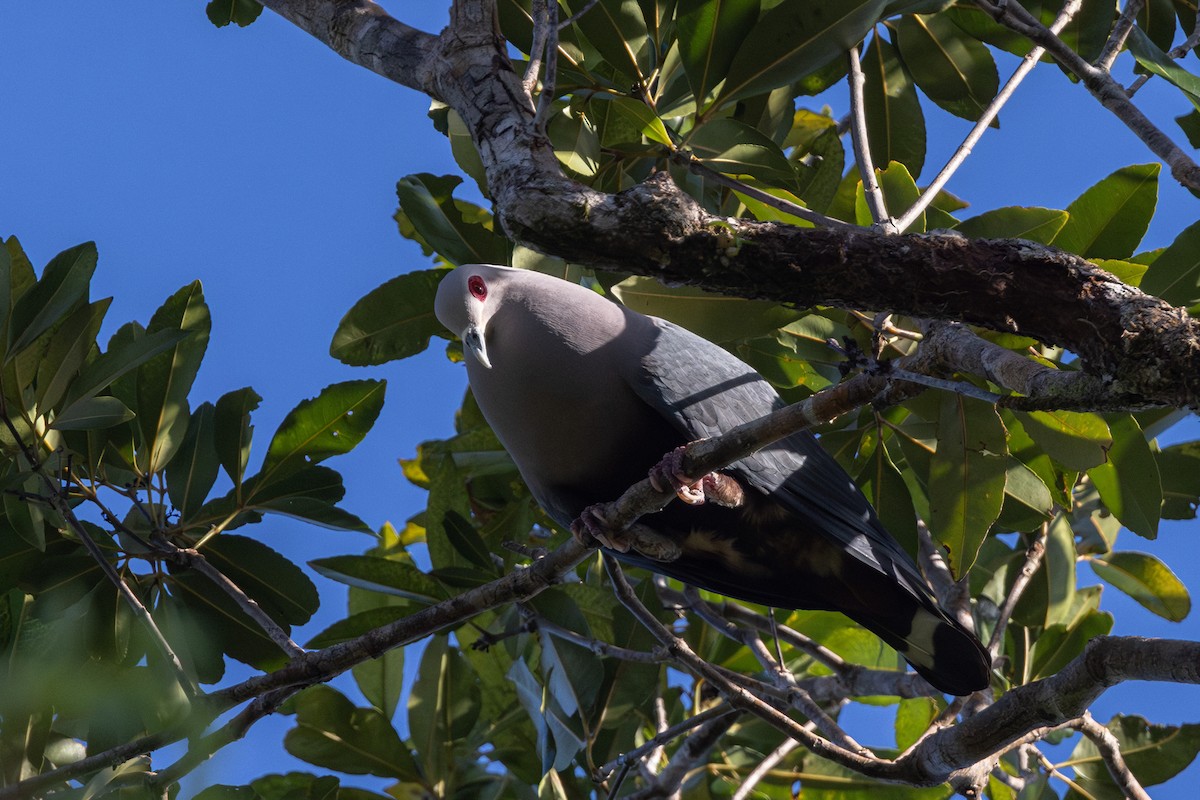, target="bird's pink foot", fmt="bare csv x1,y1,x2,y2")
570,503,682,562
648,445,746,508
